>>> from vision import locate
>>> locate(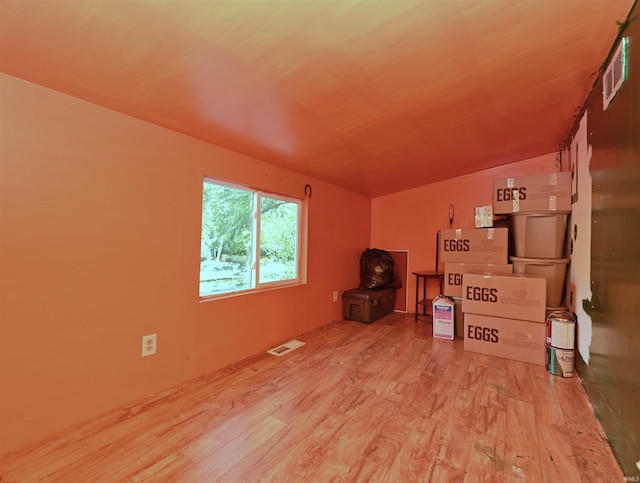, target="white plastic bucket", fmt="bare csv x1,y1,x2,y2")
509,211,570,259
